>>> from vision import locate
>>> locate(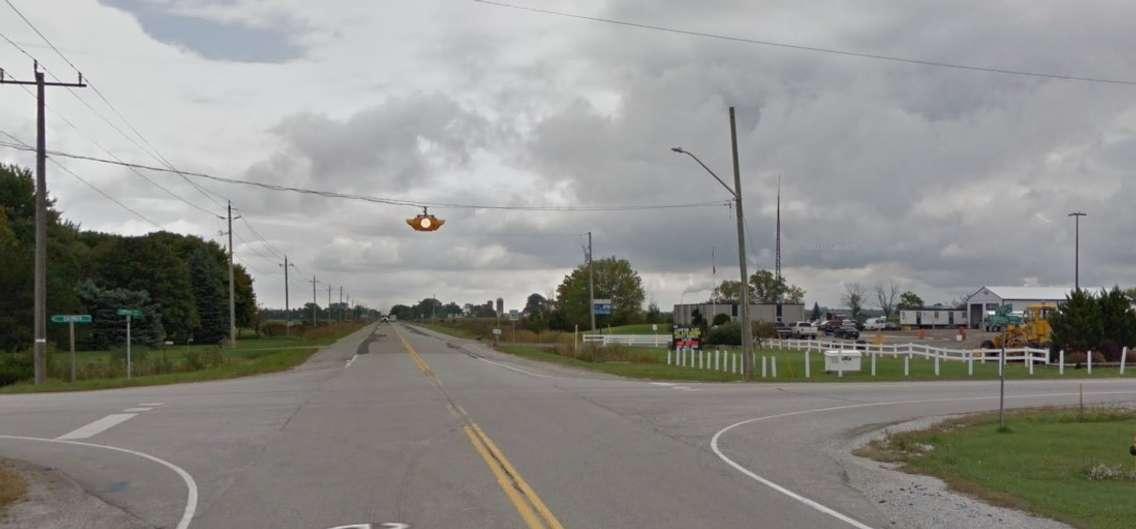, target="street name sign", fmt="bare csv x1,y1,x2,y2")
117,309,144,318
51,314,91,324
